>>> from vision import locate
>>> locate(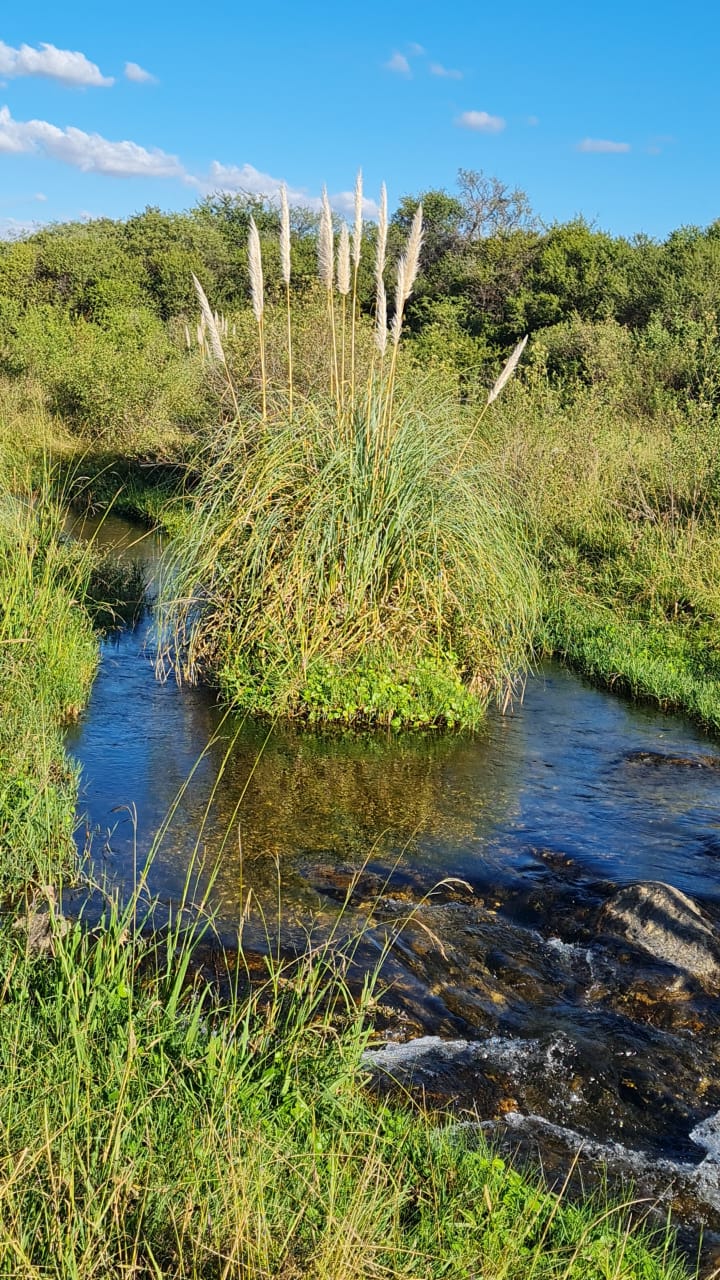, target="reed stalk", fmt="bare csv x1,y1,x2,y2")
319,187,340,410
374,182,388,361
192,273,241,421
350,169,363,401
383,202,423,438
248,218,267,420
280,184,293,418
453,334,529,471
337,223,351,409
